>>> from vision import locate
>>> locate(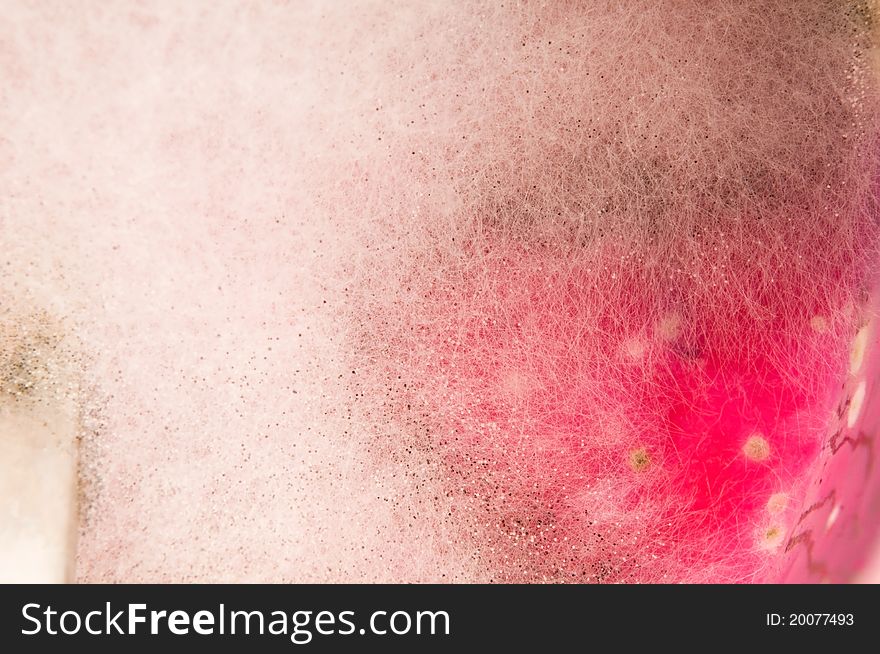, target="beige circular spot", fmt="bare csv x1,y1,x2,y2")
760,524,785,551
766,492,788,516
657,314,681,341
809,315,828,333
743,434,770,462
847,380,866,429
